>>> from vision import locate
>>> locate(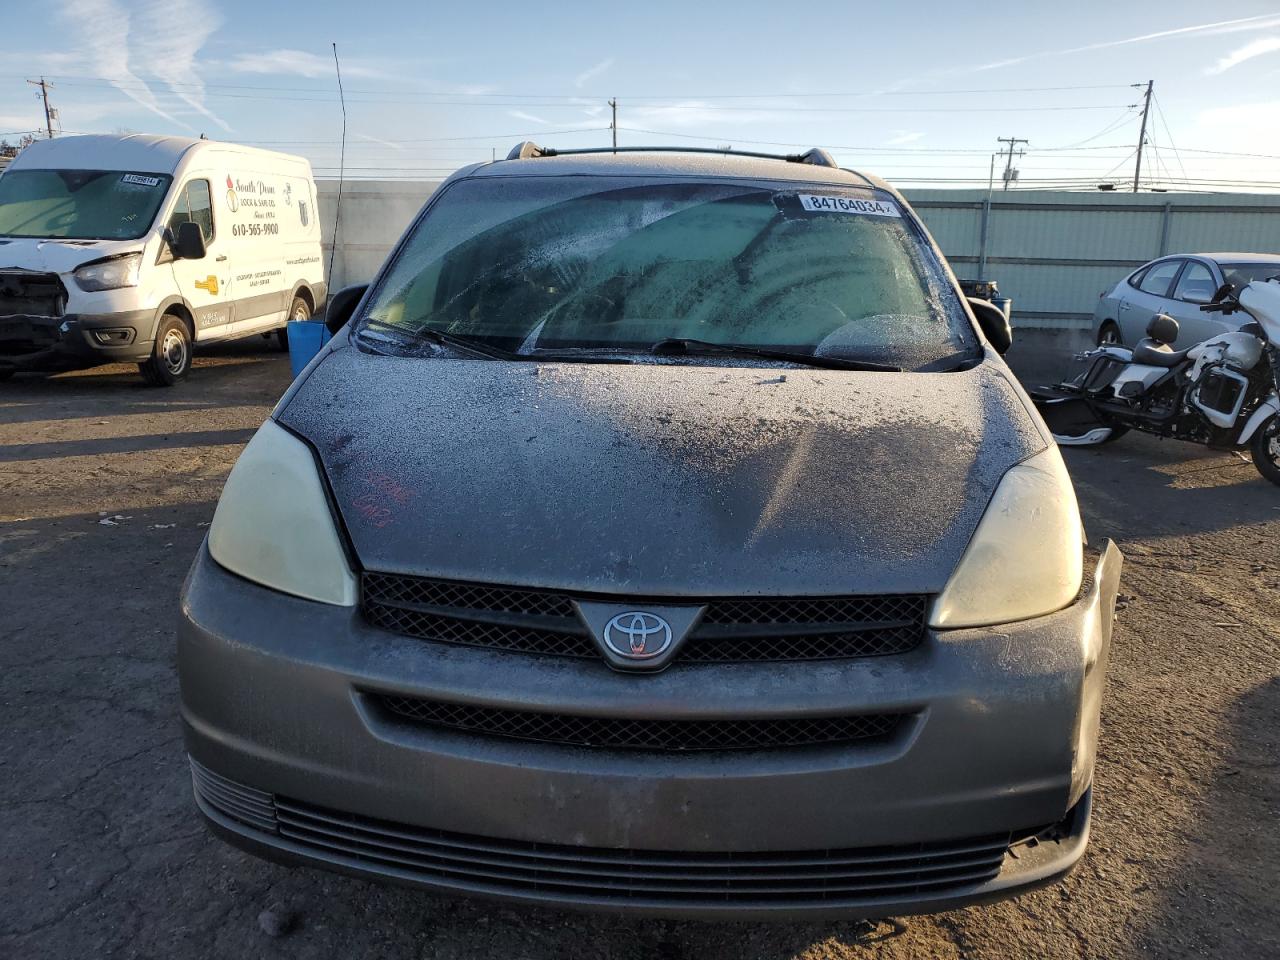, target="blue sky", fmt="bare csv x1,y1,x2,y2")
2,0,1280,190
